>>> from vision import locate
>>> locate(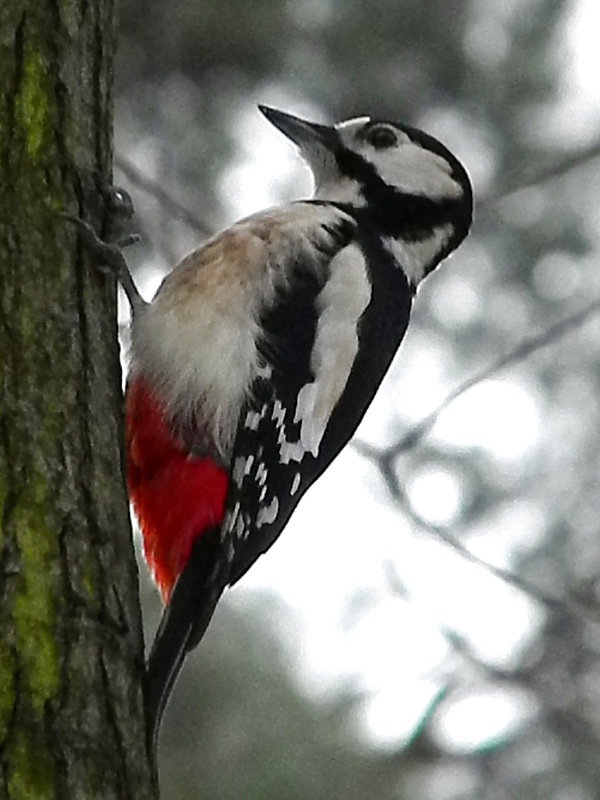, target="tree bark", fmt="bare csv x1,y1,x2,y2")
0,2,156,797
